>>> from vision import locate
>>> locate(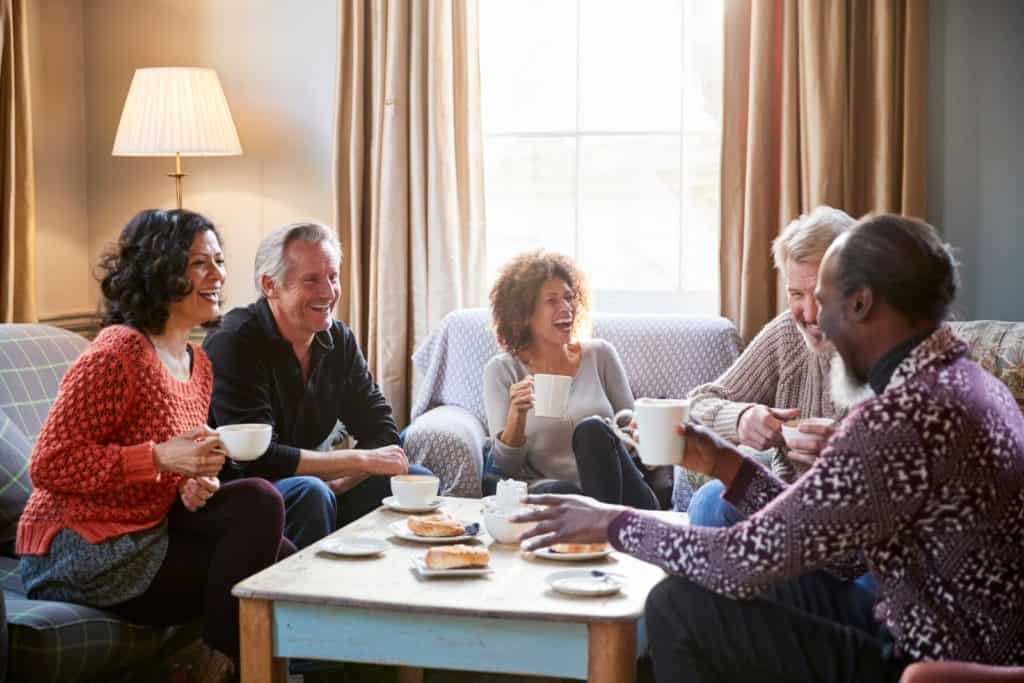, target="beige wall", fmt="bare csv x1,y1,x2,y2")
27,0,91,319
29,0,338,317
